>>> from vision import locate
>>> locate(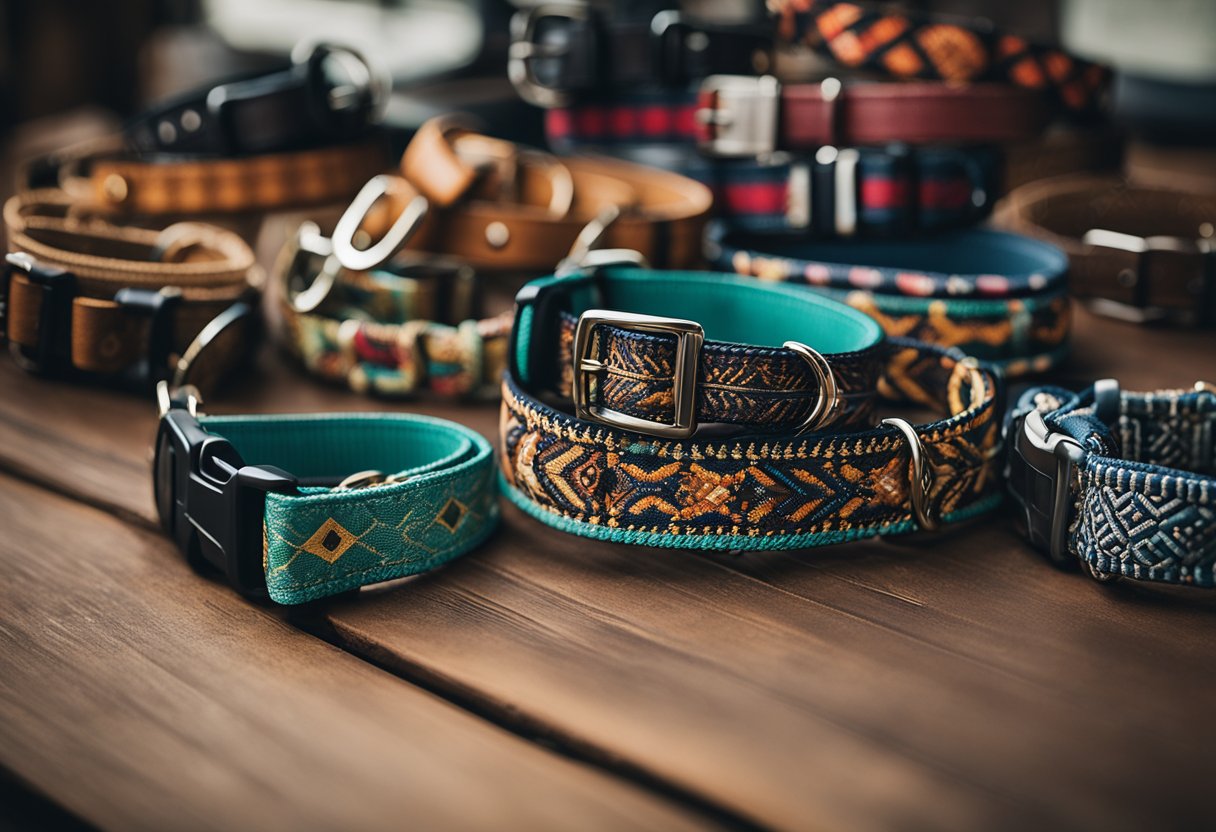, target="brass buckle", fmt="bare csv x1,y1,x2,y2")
331,175,429,272
508,3,589,108
572,310,704,439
